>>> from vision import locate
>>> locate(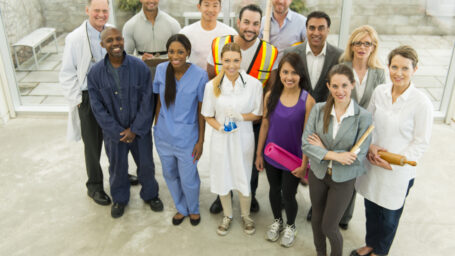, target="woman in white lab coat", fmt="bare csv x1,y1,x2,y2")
351,46,433,256
201,42,263,236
